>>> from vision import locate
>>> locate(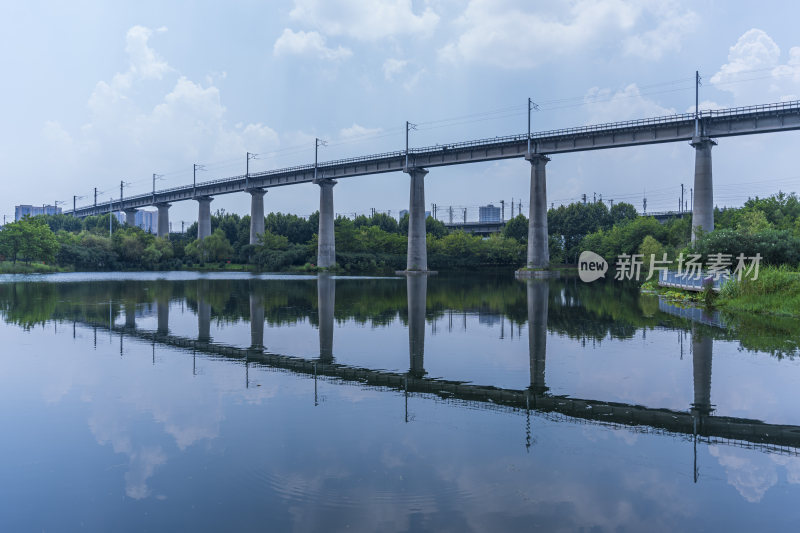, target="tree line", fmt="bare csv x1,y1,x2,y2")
1,192,799,272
